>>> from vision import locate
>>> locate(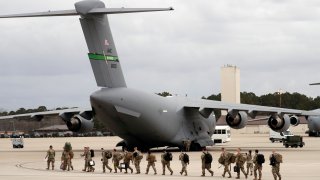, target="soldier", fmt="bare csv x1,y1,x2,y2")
235,148,247,179
80,147,89,171
45,145,55,170
269,150,282,180
81,147,94,172
253,149,264,180
183,138,192,152
201,148,214,177
246,150,253,176
161,150,173,175
132,147,143,174
101,148,112,173
179,151,189,176
123,149,133,173
61,148,72,171
220,147,232,178
145,150,157,175
112,149,122,173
